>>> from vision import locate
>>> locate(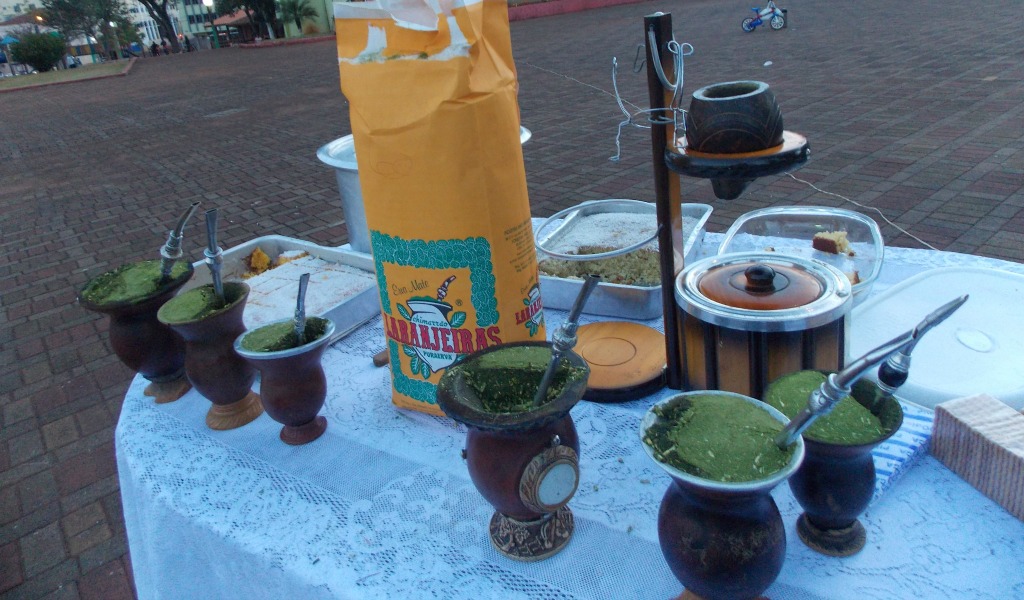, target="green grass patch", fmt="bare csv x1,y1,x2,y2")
0,61,128,92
